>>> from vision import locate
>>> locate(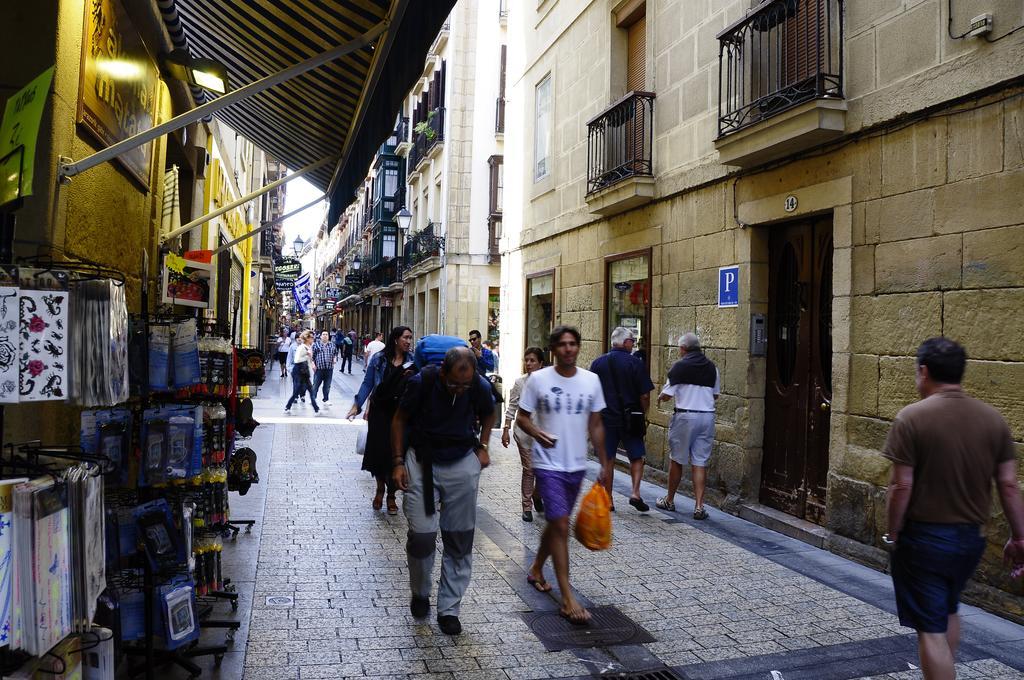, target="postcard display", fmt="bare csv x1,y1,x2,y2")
0,267,252,679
